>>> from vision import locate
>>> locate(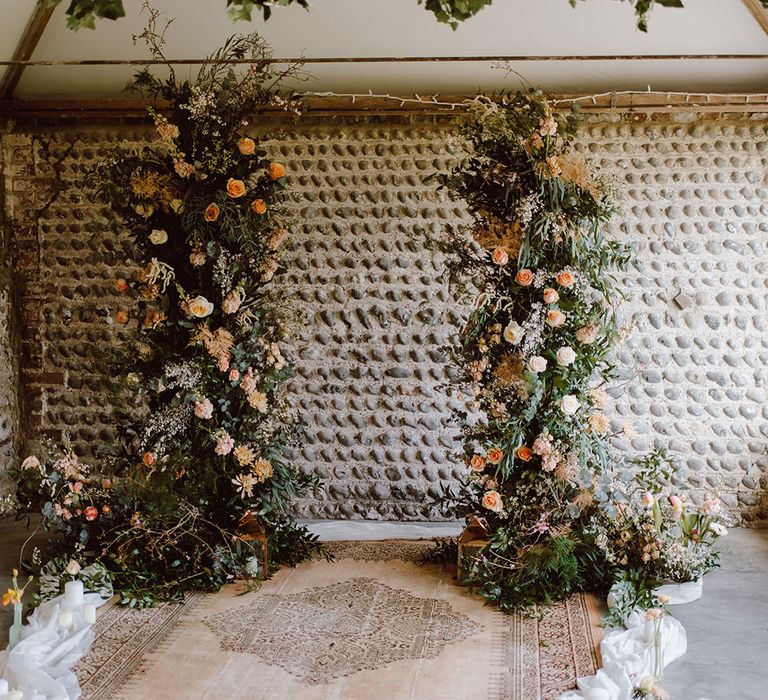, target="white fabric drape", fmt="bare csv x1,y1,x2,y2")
0,592,109,700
